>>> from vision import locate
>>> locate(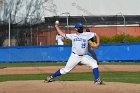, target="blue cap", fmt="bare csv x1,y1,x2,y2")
75,22,83,28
